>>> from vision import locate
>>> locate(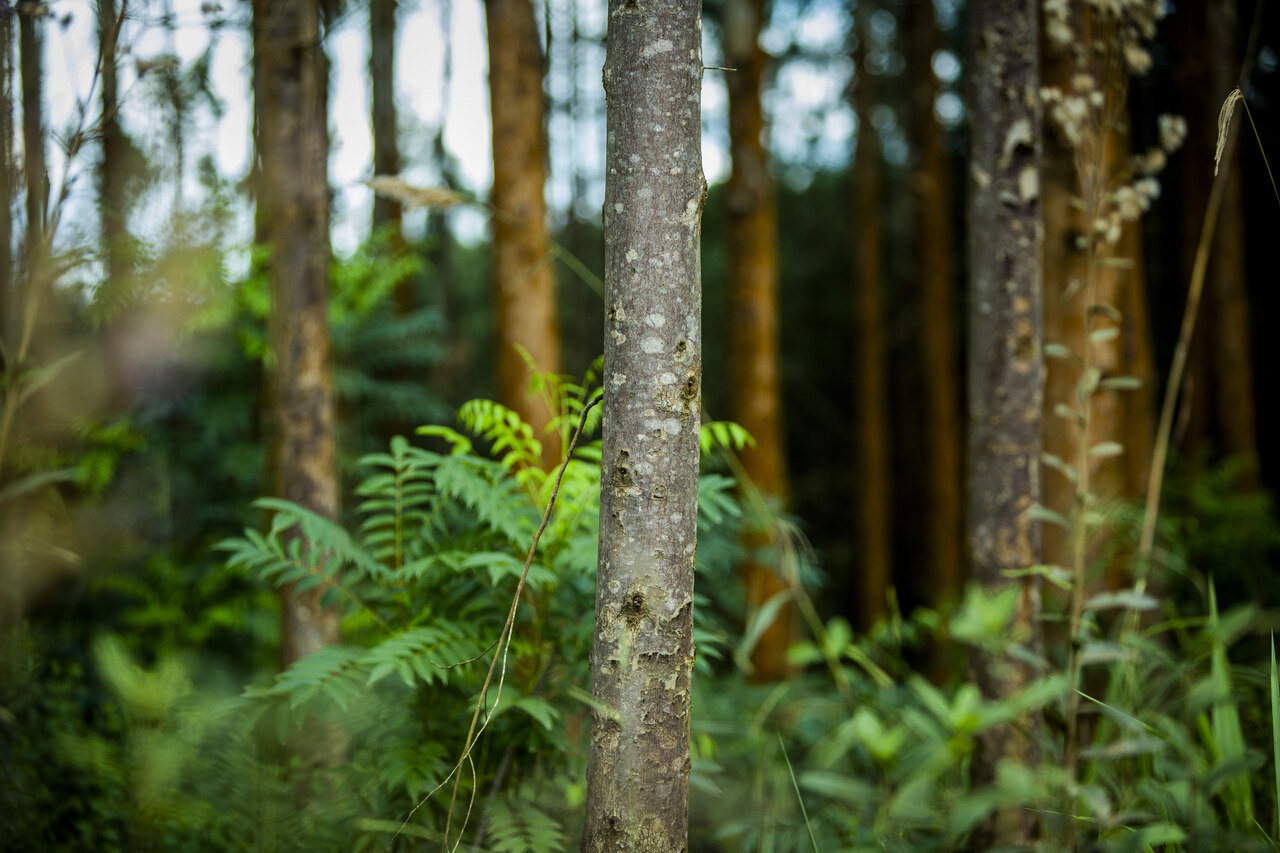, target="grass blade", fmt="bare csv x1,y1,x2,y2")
778,731,820,853
1271,634,1279,839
